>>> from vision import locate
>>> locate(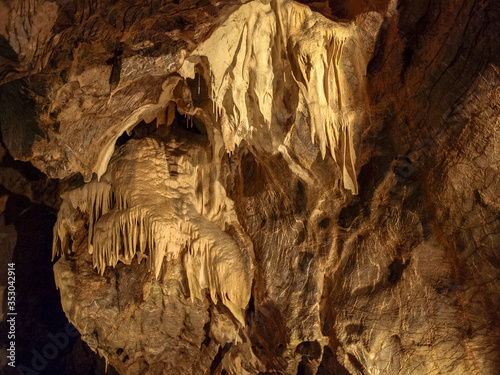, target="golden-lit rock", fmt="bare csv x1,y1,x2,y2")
1,0,499,374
